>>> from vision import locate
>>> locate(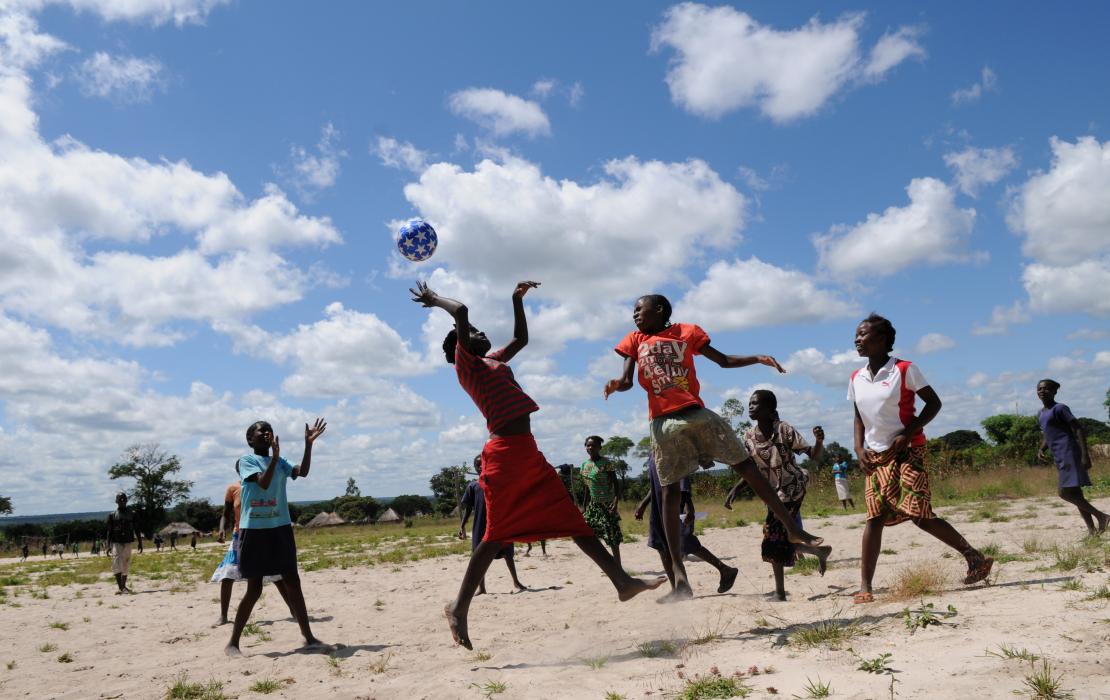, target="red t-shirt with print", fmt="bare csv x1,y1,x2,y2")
615,323,710,419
